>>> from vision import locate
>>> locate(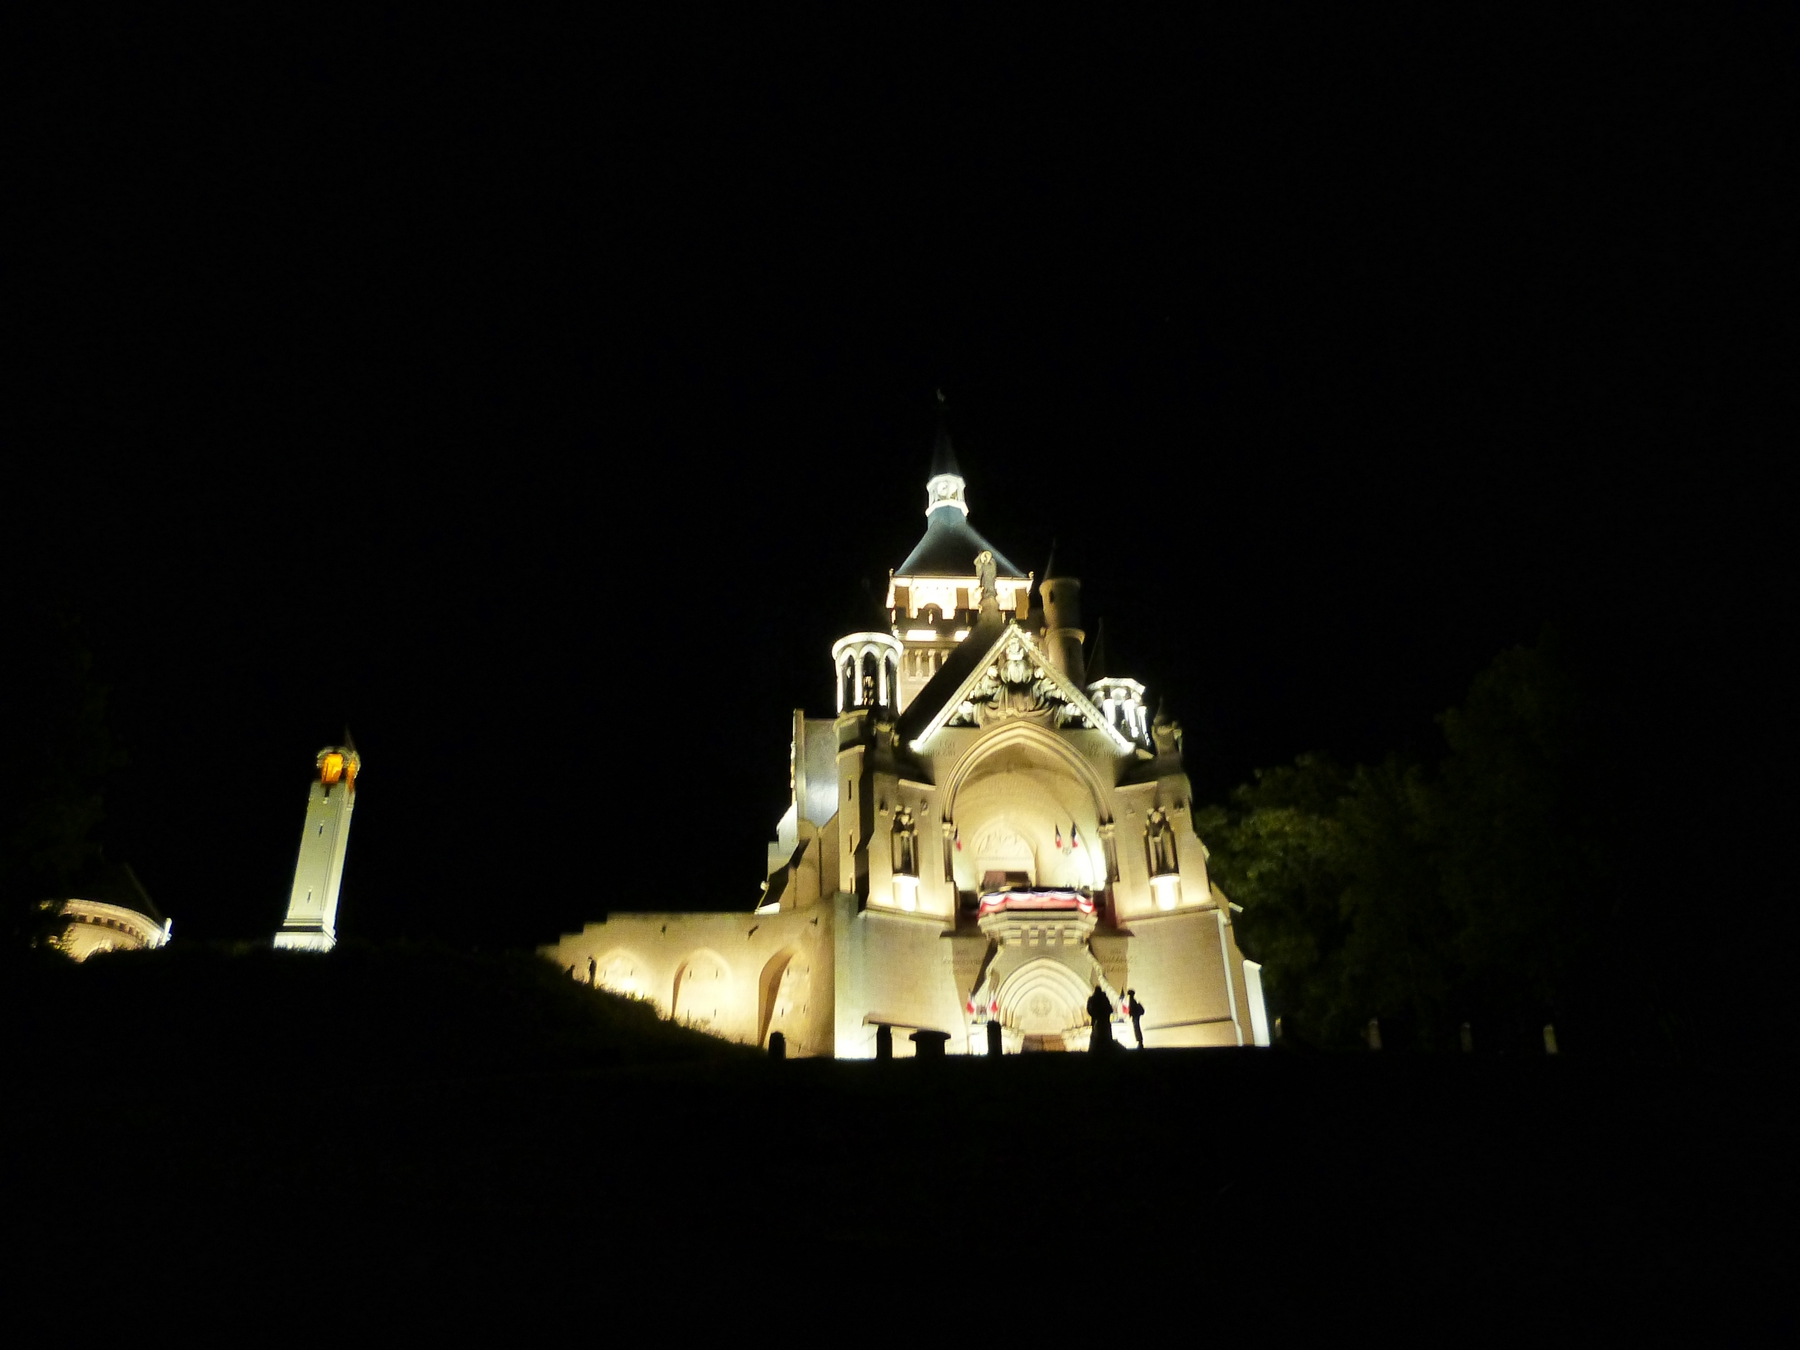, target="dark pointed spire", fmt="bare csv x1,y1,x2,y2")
929,388,961,479
1087,617,1110,682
